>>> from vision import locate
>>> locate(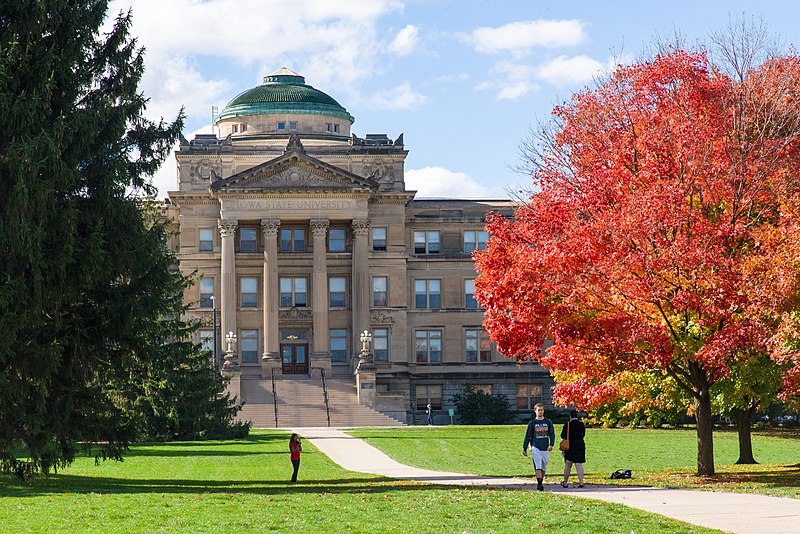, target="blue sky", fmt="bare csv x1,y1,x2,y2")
106,0,800,199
